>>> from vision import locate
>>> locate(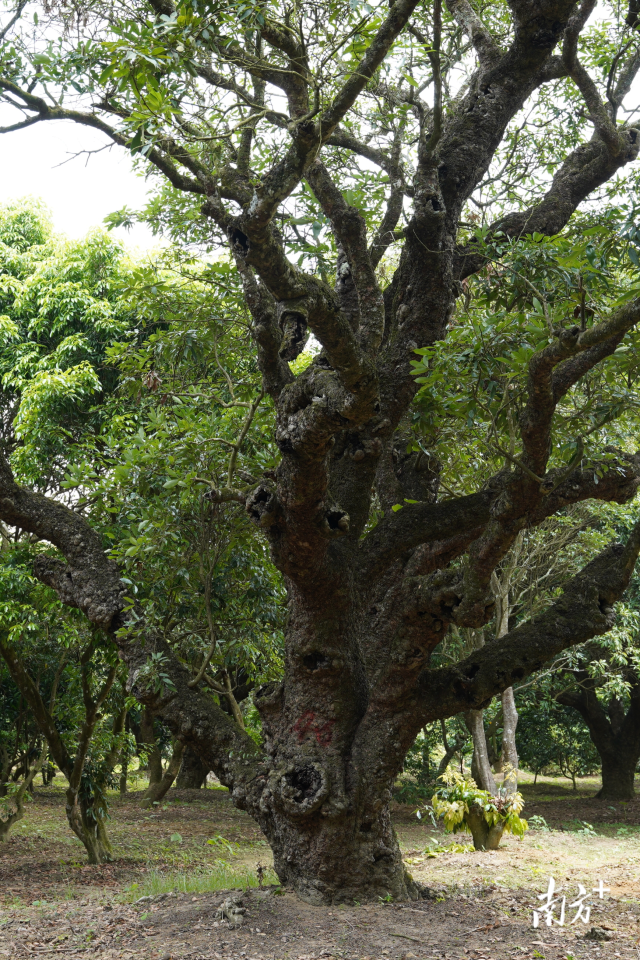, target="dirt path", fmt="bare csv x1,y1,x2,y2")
0,884,638,959
1,782,639,959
